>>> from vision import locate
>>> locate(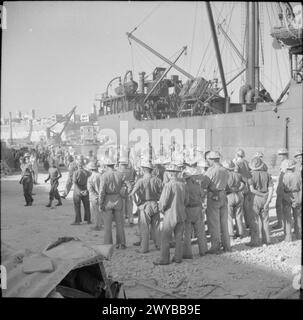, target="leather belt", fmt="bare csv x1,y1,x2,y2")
186,203,202,208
